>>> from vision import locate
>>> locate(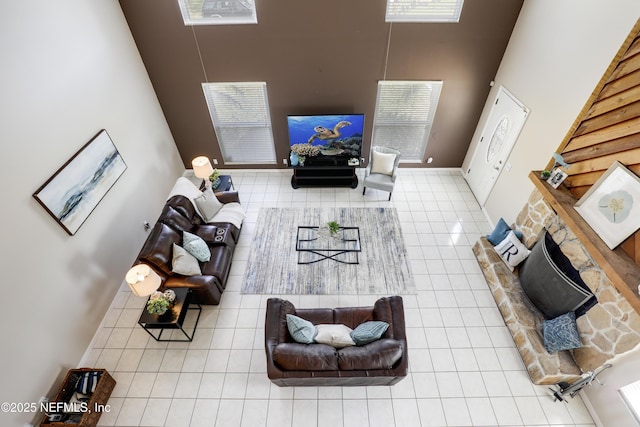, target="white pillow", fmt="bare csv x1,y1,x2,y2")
314,324,356,348
194,187,224,222
493,230,530,271
172,243,202,276
370,150,396,176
